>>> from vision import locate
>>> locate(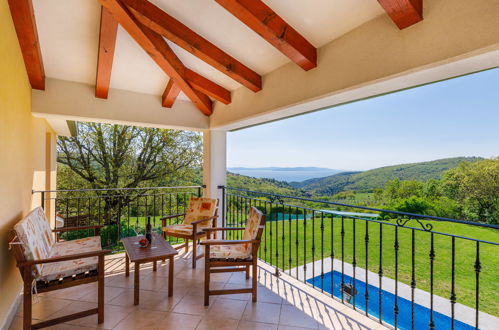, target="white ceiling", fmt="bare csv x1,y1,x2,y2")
32,0,384,101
